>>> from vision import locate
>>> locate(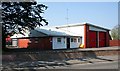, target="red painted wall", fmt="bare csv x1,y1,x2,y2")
17,37,52,50
18,39,29,48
